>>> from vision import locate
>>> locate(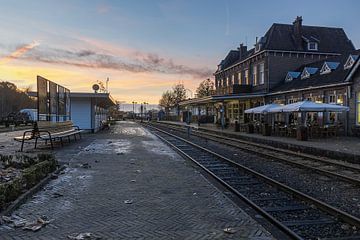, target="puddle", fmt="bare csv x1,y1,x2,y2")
112,127,150,137
142,138,179,159
81,139,132,154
